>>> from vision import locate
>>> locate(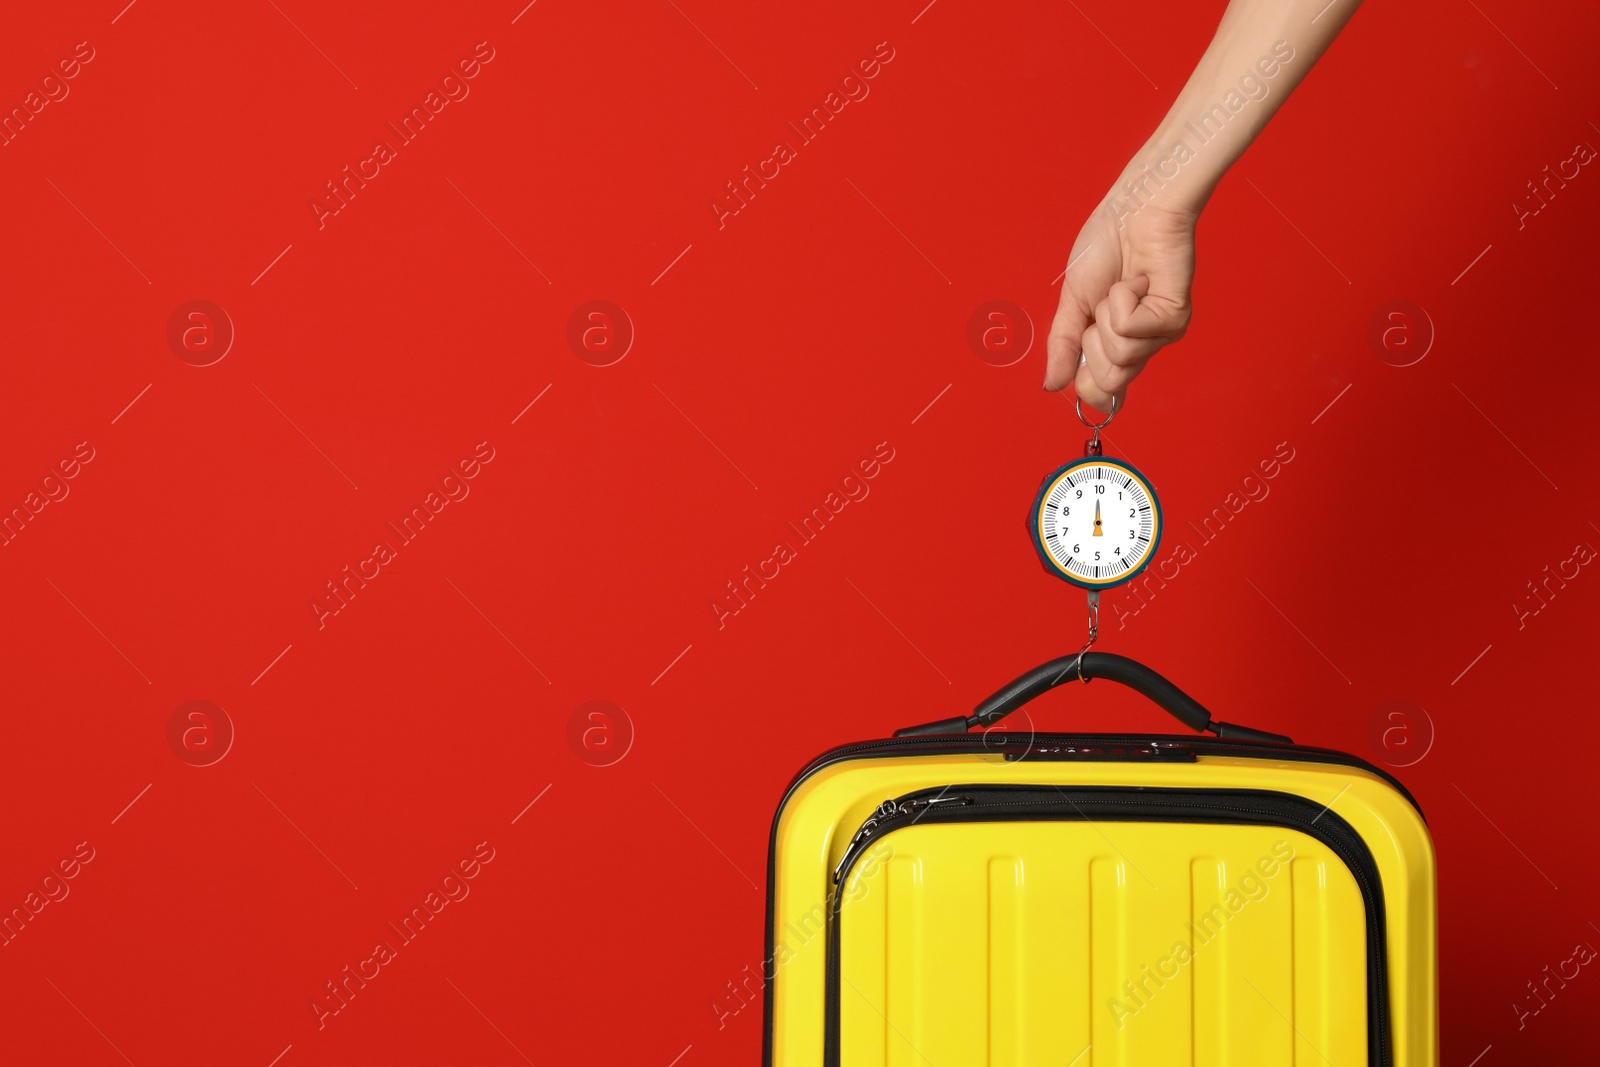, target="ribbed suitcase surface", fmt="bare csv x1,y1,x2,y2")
837,821,1367,1066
